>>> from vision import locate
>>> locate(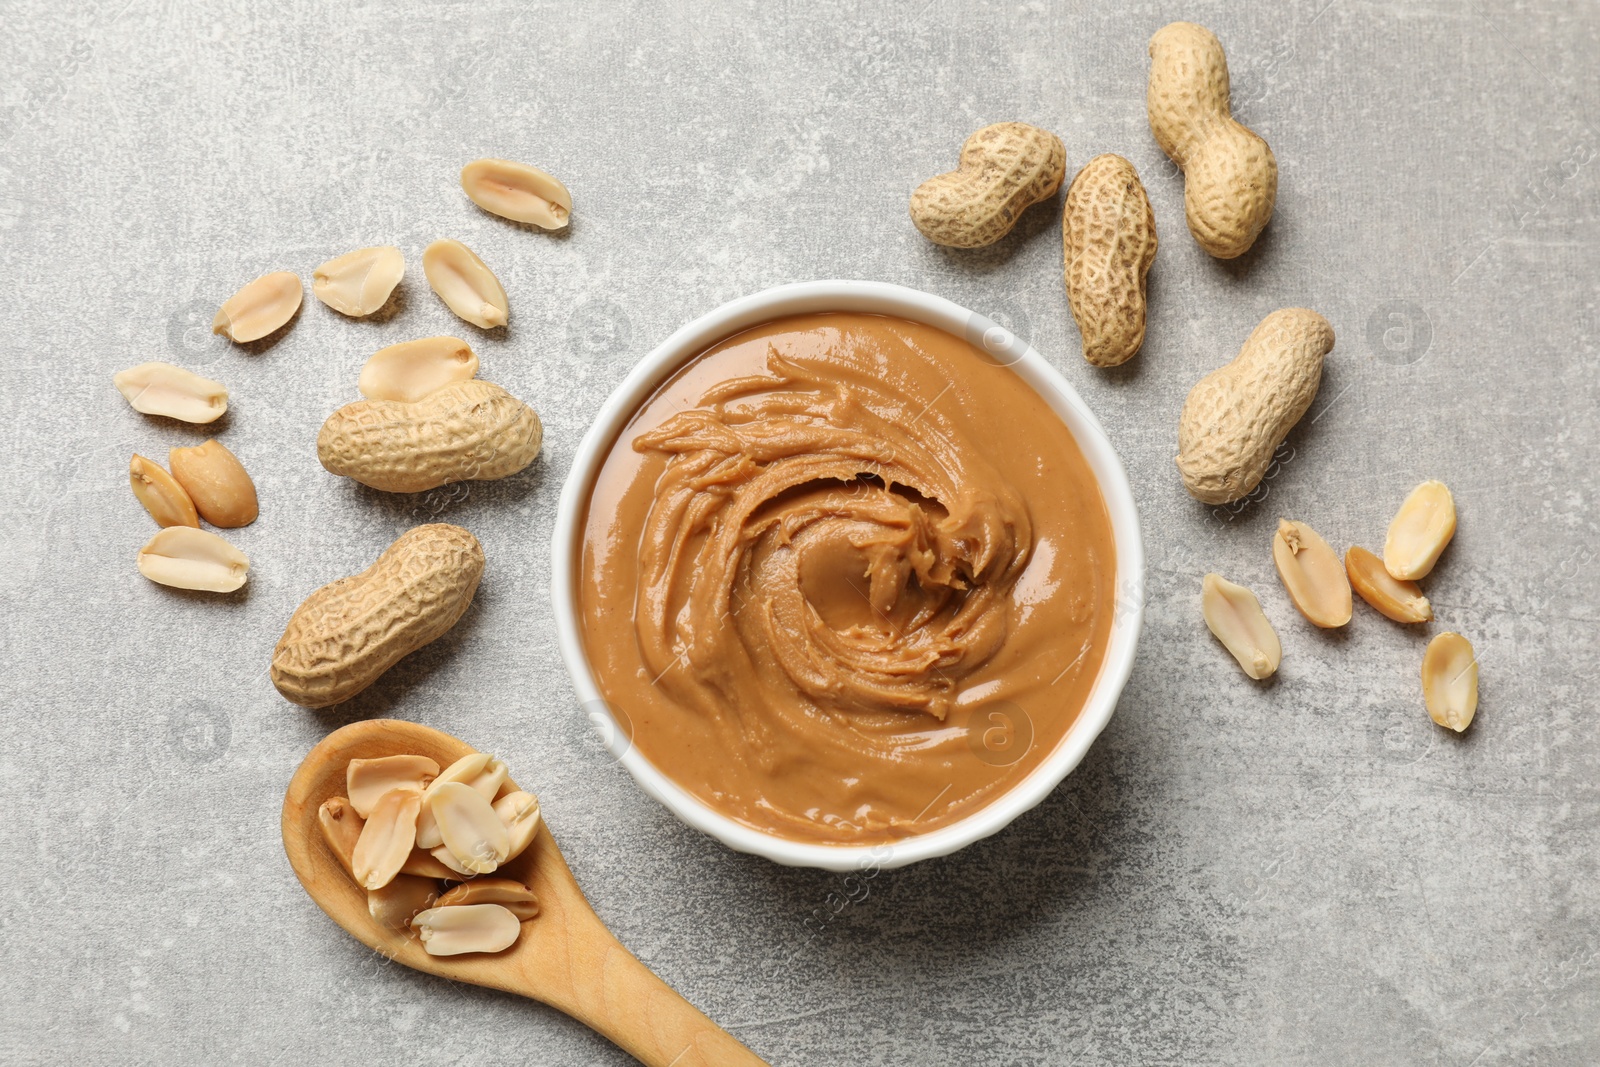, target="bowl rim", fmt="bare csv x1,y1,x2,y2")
550,280,1144,872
